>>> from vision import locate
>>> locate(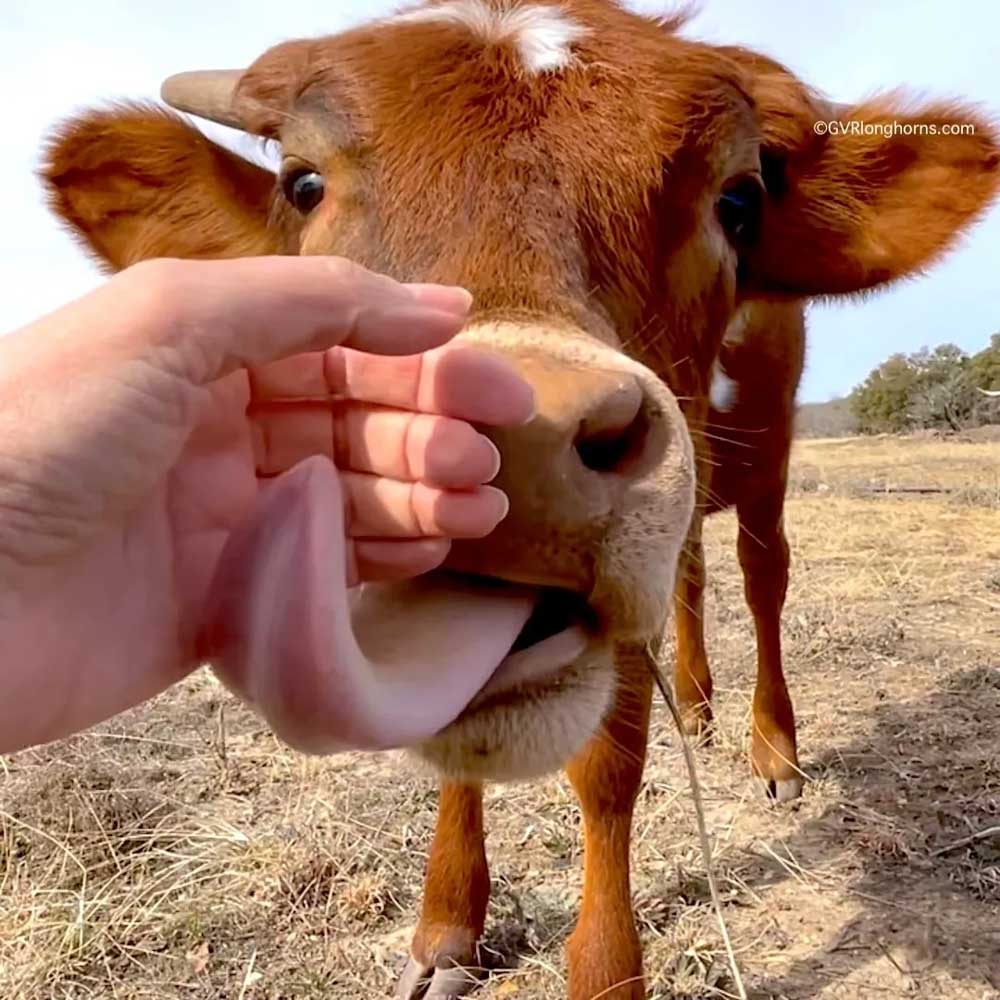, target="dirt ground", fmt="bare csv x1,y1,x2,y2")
2,434,998,1000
